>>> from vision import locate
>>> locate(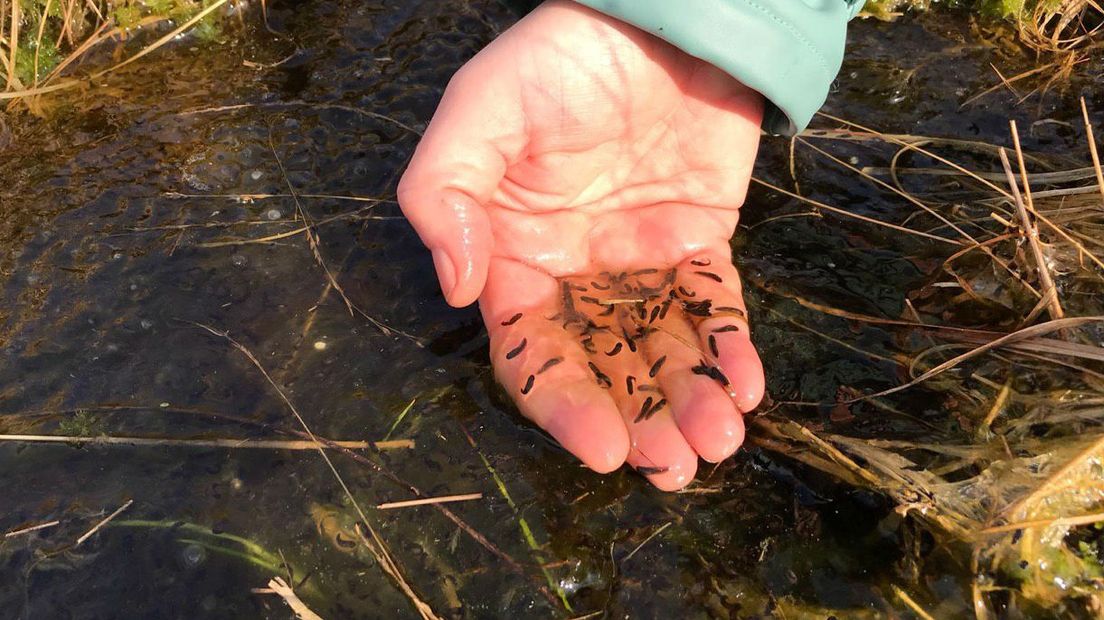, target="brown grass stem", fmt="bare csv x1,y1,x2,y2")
750,176,960,245
999,145,1065,321
377,493,483,510
266,576,323,620
3,520,60,538
76,499,133,546
0,433,412,451
1081,97,1104,210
